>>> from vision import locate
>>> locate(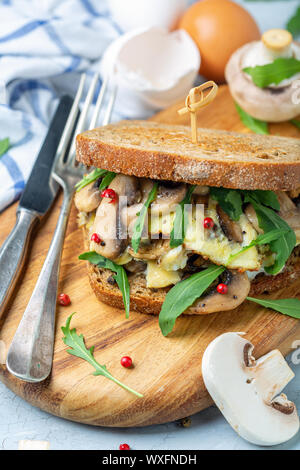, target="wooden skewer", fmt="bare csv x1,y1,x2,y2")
178,81,218,144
